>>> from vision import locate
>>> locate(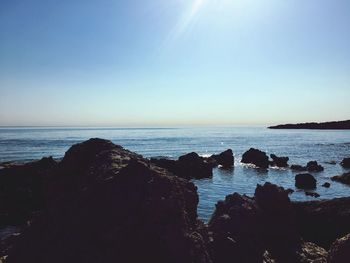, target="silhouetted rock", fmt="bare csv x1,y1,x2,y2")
241,148,269,169
305,192,320,198
340,158,350,168
210,149,234,168
331,172,350,185
6,139,212,263
0,157,57,226
328,233,350,263
306,161,324,172
151,152,213,179
322,182,331,188
295,174,317,189
270,154,289,167
268,120,350,130
291,165,308,172
208,182,317,263
293,197,350,248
